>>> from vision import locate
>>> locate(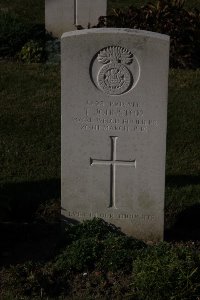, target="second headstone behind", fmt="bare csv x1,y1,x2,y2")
45,0,107,37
